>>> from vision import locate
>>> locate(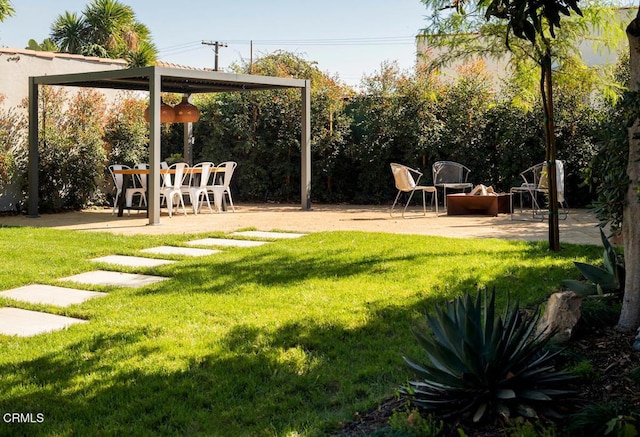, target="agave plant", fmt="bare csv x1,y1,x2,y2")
400,289,574,423
562,228,625,297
